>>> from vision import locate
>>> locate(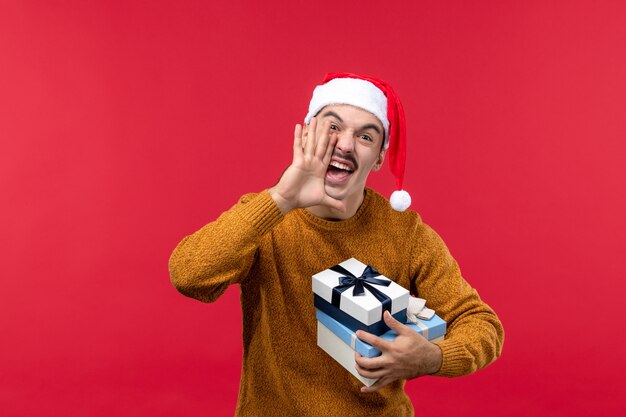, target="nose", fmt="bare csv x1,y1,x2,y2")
334,130,355,153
